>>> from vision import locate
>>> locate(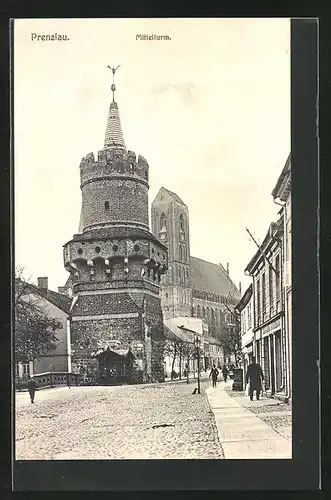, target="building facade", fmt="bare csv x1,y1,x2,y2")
151,187,241,369
272,154,292,400
235,284,254,382
245,219,286,397
61,77,168,383
15,277,72,380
